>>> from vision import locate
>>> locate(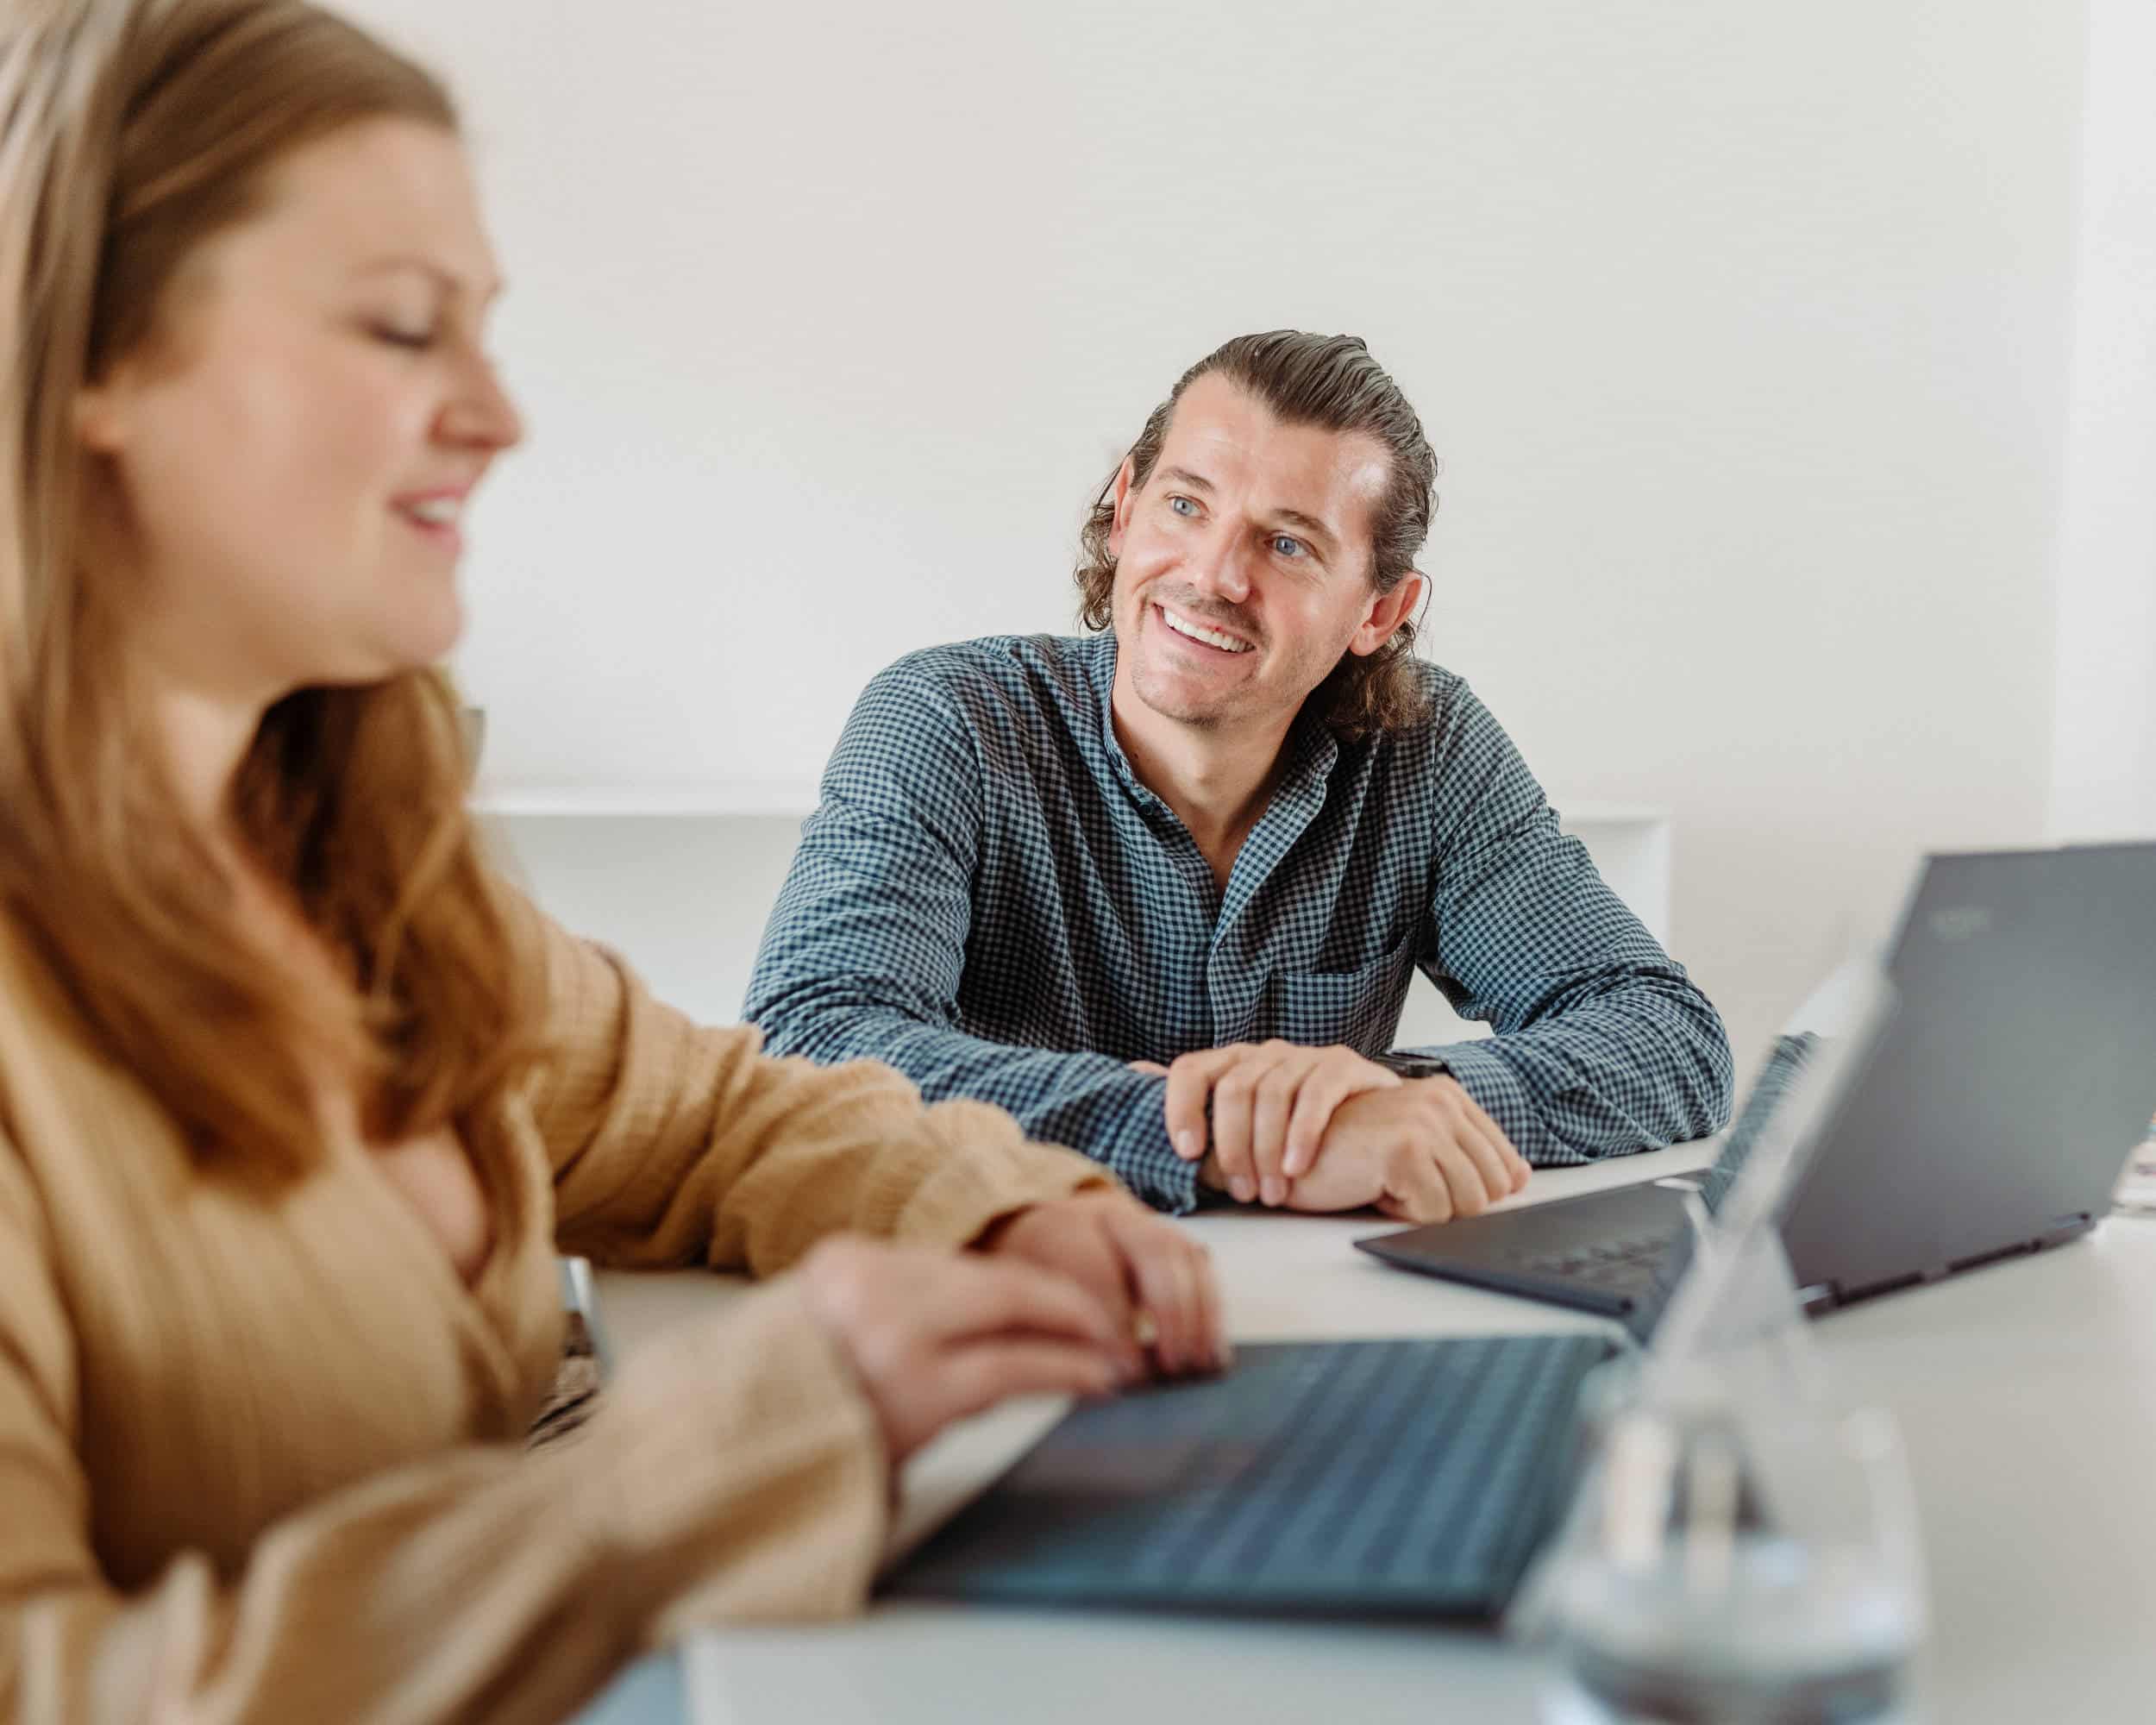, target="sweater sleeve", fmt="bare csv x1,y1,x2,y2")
515,886,1116,1271
0,1129,882,1725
